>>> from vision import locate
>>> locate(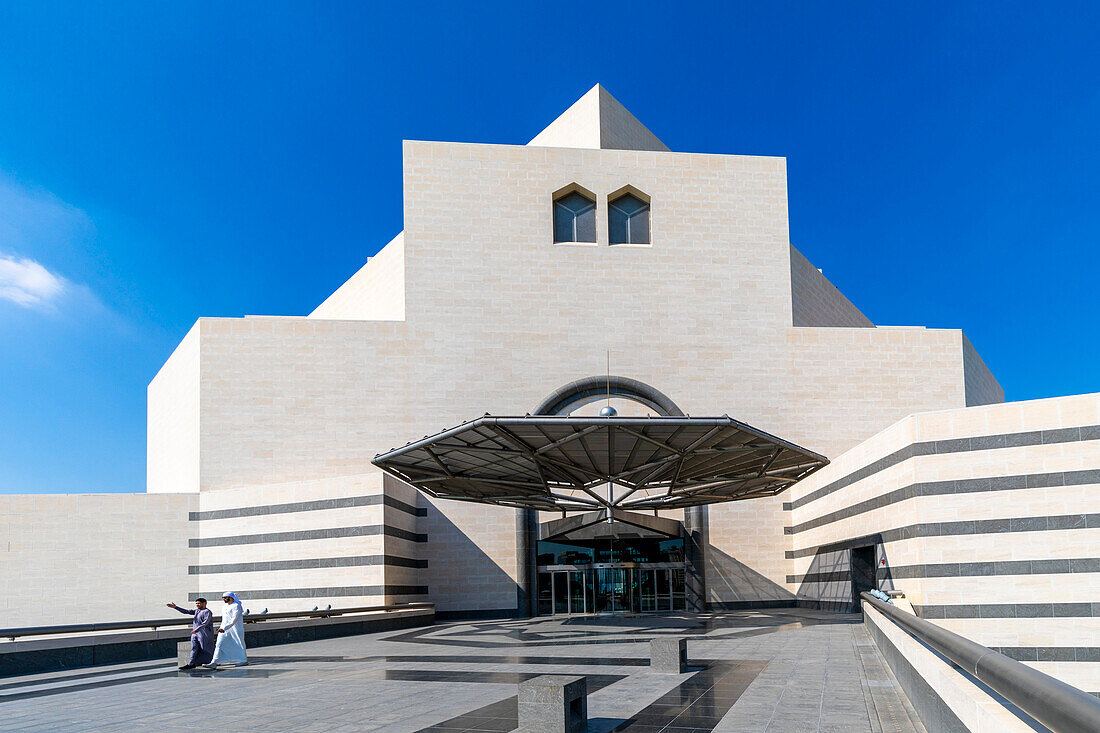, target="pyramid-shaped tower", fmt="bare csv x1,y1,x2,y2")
527,84,669,152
